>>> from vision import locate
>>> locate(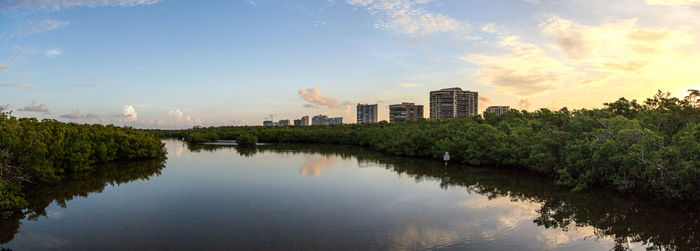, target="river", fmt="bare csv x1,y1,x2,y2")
1,139,697,250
